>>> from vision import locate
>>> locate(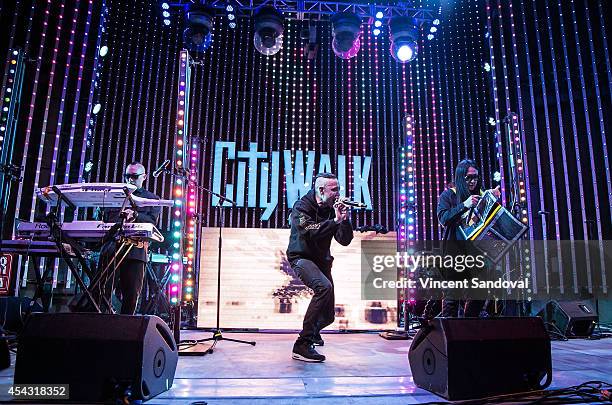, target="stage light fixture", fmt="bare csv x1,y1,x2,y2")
376,11,384,19
373,28,381,36
253,6,284,56
183,5,214,52
374,20,382,28
164,19,171,26
433,18,440,25
92,104,101,115
163,11,170,18
484,62,491,72
161,2,169,10
229,22,236,29
430,26,437,33
427,34,434,40
99,45,108,57
389,16,419,63
331,12,362,59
